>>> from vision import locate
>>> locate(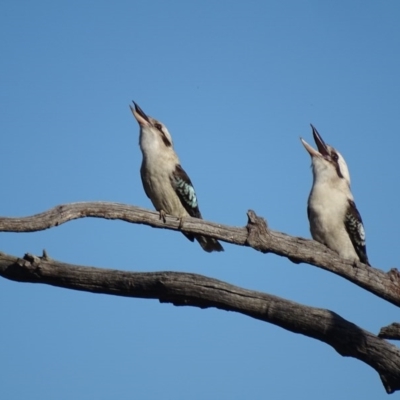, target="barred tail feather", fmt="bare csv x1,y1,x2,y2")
182,232,224,252
195,235,224,253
